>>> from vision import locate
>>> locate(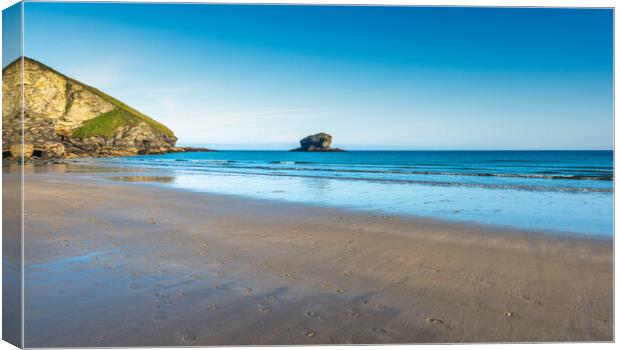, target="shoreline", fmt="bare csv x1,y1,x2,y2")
5,166,614,345
104,176,615,242
18,162,615,241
